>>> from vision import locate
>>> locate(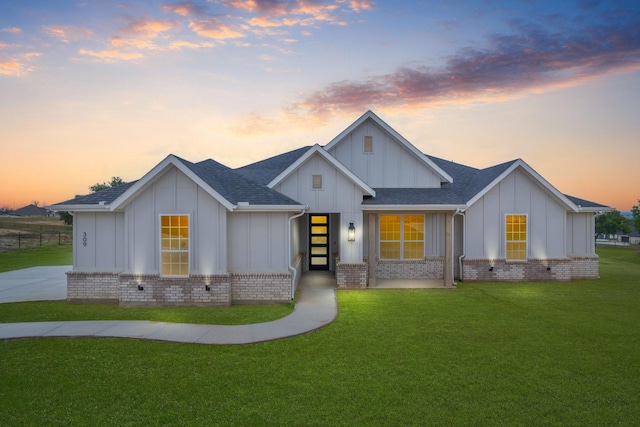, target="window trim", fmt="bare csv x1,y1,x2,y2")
378,214,425,260
311,174,323,190
159,213,191,277
363,135,373,153
505,213,528,261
